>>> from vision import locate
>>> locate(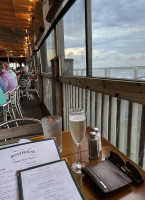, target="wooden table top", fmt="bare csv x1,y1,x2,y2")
61,127,145,200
